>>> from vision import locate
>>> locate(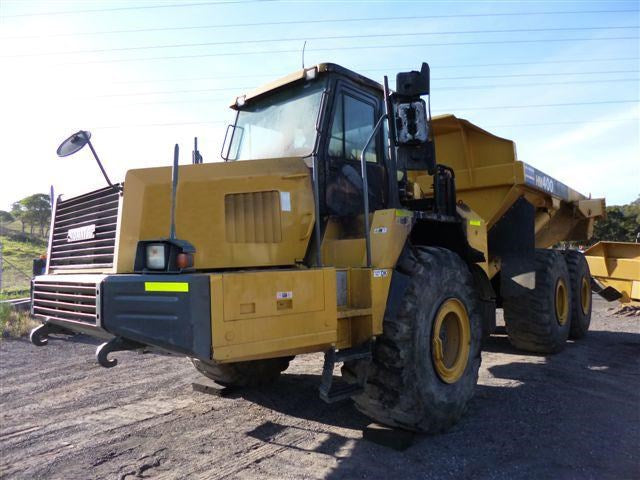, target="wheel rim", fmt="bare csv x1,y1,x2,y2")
432,298,471,384
555,279,569,326
580,276,591,315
